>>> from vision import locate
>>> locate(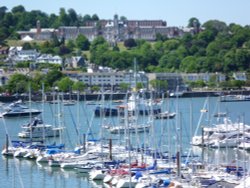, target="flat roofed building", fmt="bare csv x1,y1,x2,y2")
63,71,148,90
